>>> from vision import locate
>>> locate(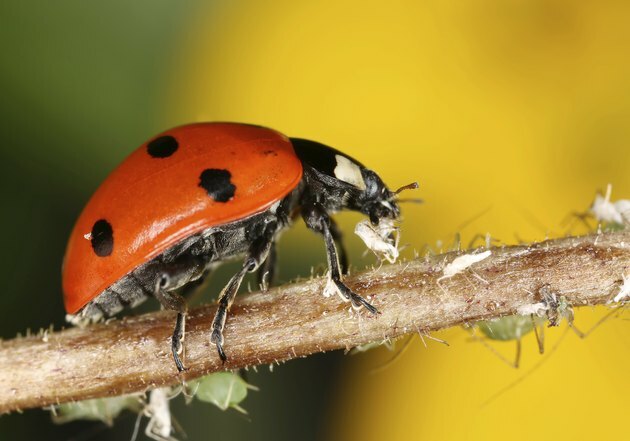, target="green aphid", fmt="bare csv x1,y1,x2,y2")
473,315,546,369
189,372,257,414
350,339,394,354
52,394,142,426
473,288,580,368
476,315,545,342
